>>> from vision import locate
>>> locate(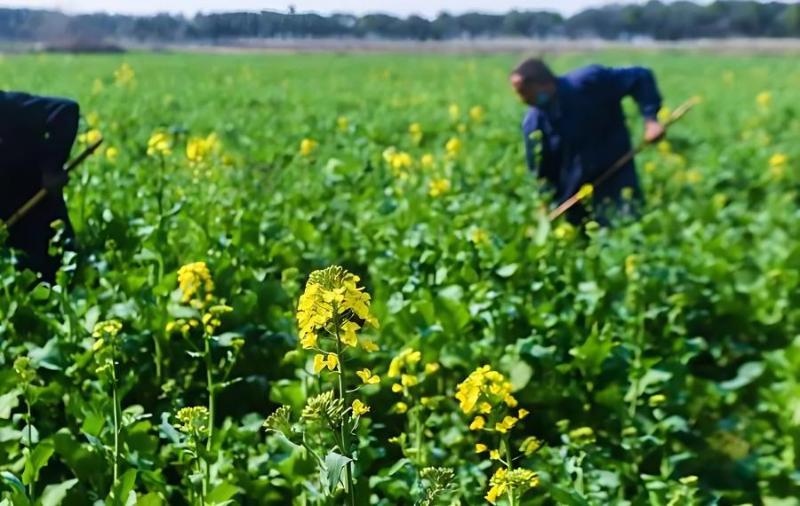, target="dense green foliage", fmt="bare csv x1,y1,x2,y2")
1,51,799,505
